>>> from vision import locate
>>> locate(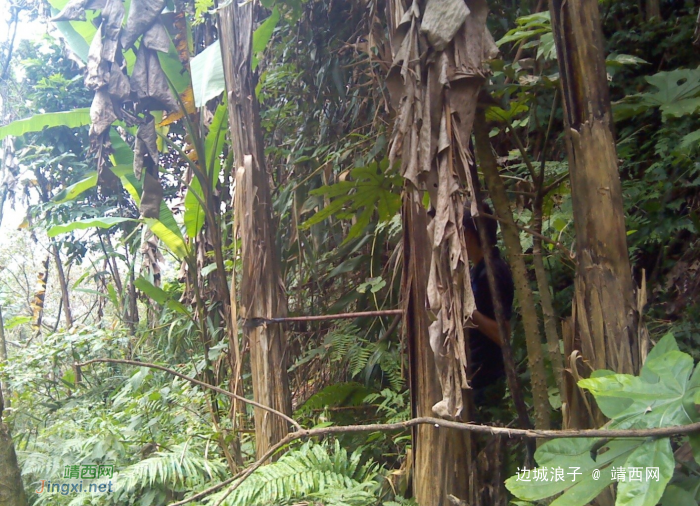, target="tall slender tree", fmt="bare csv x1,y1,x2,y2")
548,0,645,382
218,2,293,458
